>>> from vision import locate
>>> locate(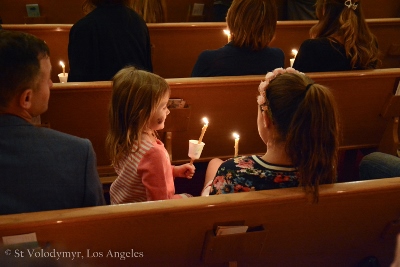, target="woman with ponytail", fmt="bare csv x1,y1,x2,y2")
202,67,339,202
293,0,380,72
